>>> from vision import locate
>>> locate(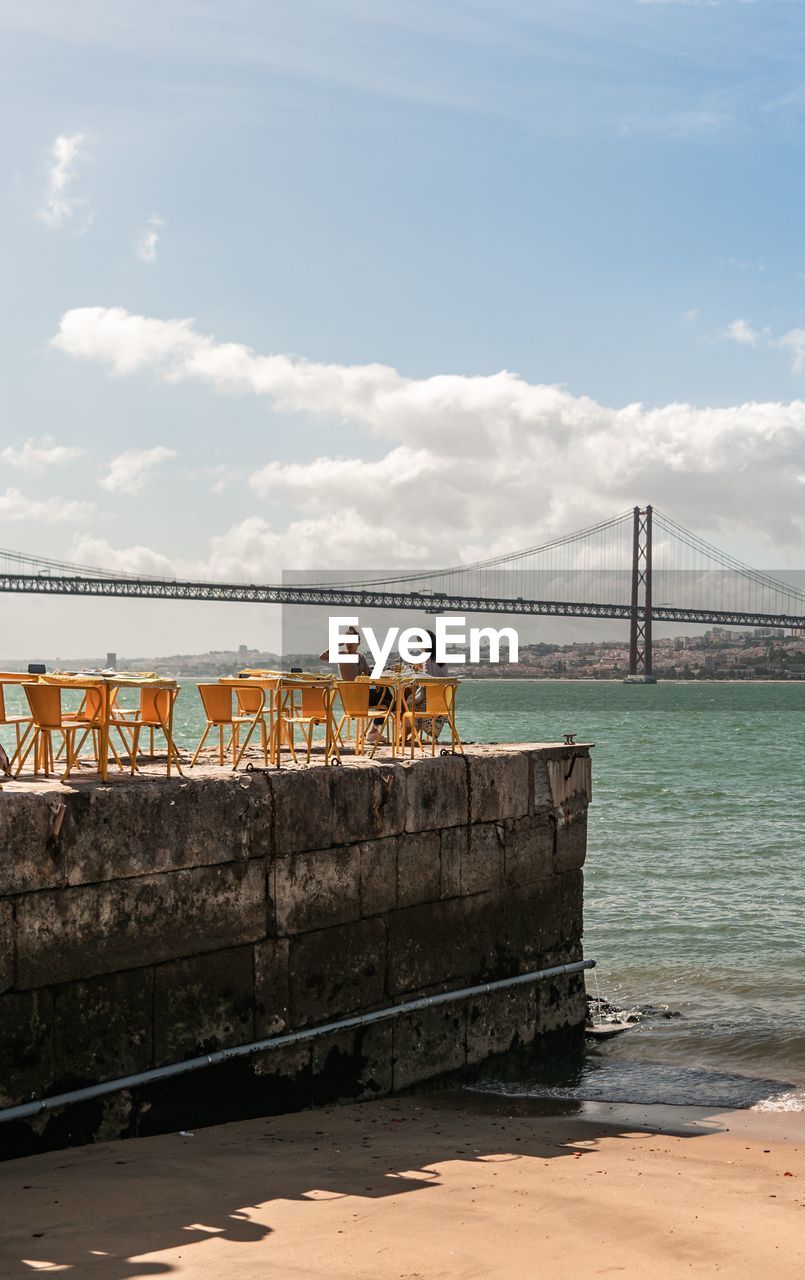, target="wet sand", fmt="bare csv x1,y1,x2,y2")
1,1092,803,1279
